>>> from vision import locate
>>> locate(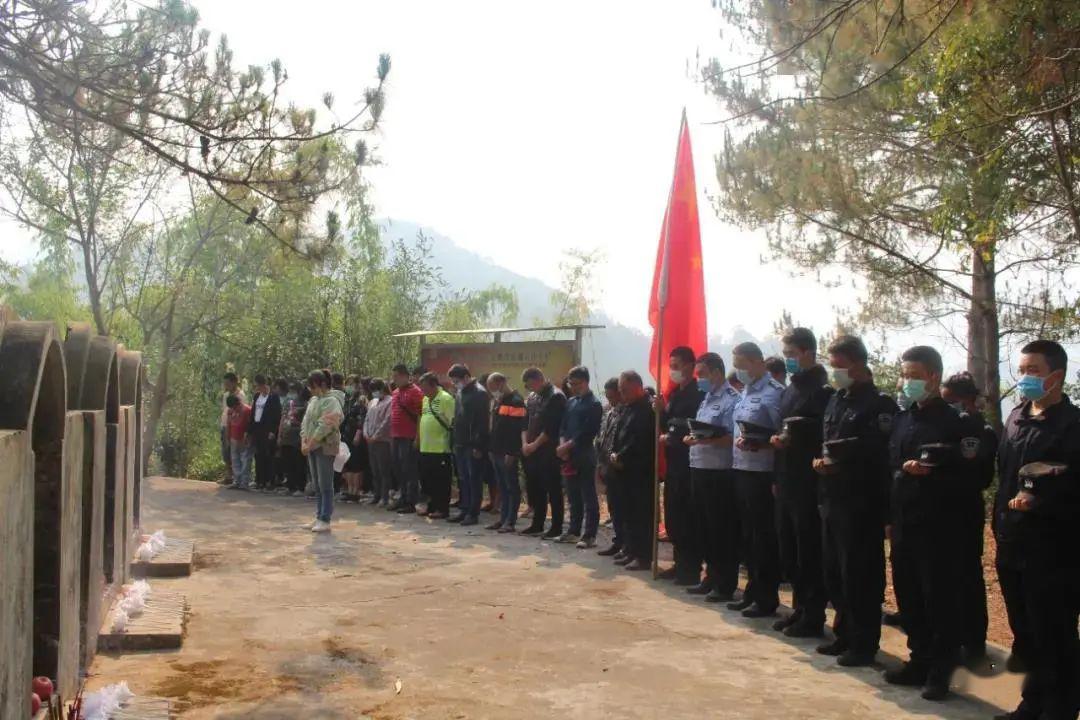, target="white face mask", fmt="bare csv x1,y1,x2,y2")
491,390,503,401
830,367,854,390
372,391,383,400
669,369,684,384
